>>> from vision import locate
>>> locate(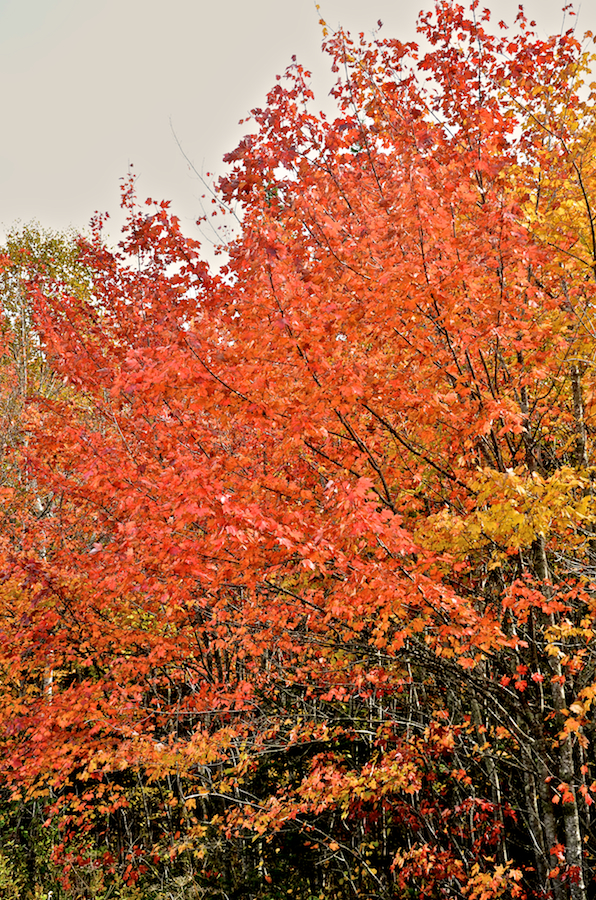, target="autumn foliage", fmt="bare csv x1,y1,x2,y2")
2,3,596,898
